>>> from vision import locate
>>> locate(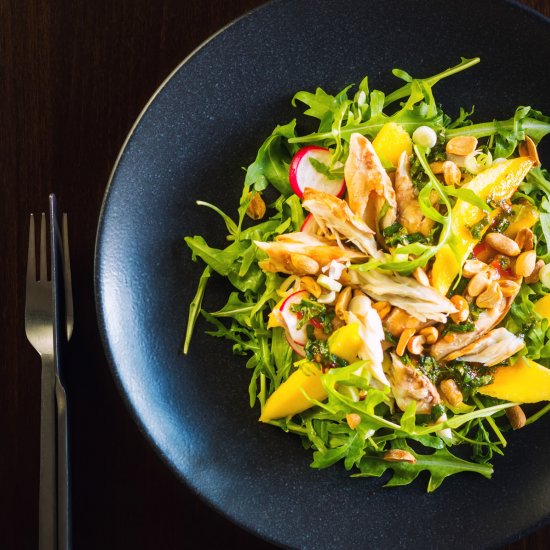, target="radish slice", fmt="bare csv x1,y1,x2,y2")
289,146,345,198
285,333,306,357
279,290,310,346
300,213,320,235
